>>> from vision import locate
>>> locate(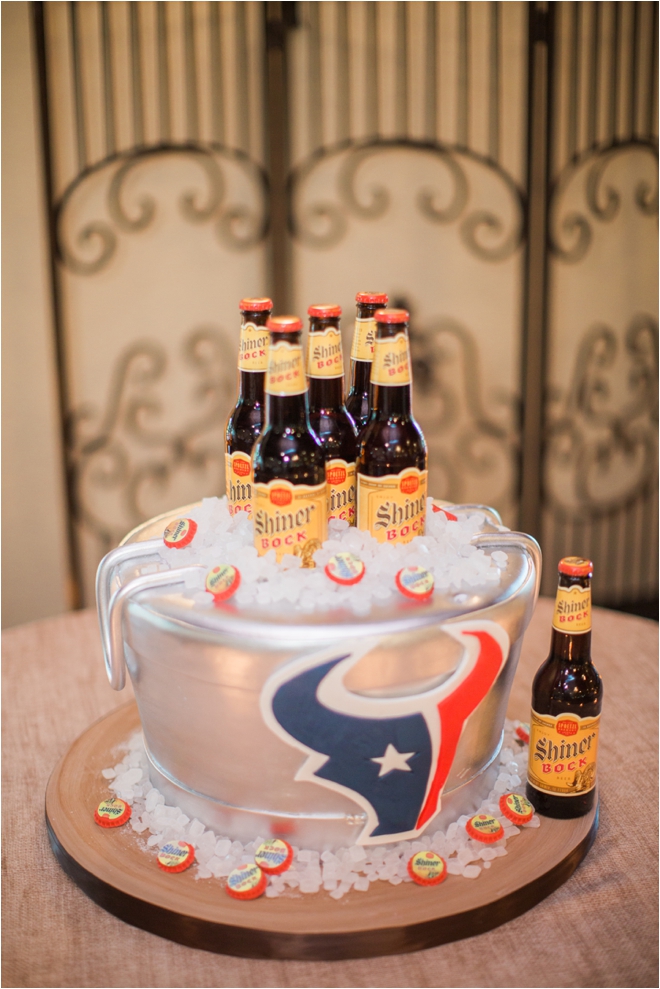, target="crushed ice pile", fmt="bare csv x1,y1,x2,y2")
153,497,508,615
102,719,539,899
